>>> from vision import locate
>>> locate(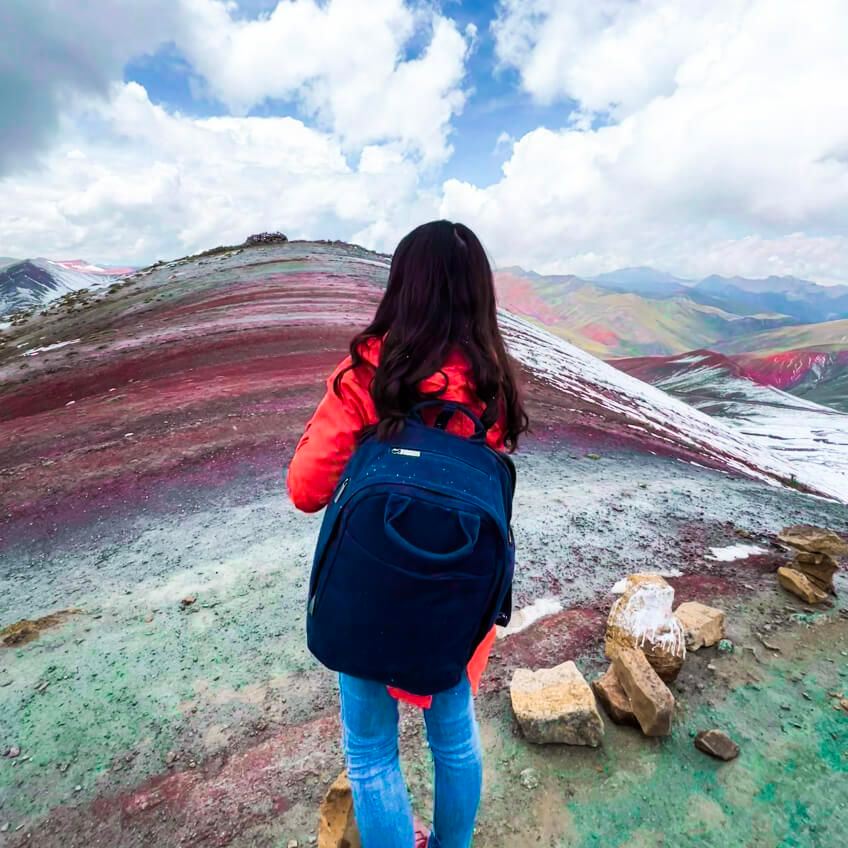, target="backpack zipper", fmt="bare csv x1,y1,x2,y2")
334,477,350,503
